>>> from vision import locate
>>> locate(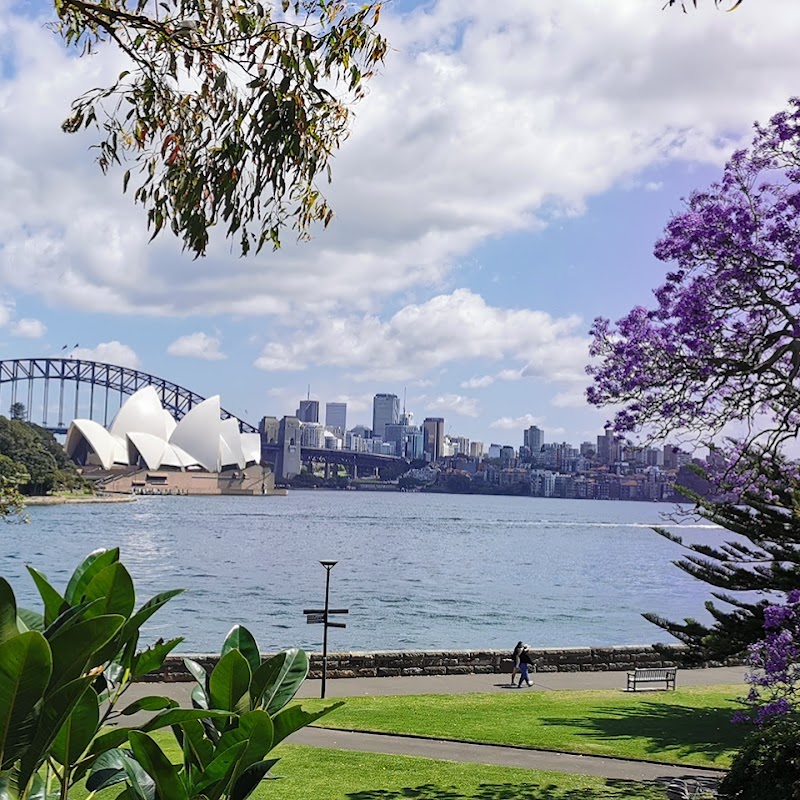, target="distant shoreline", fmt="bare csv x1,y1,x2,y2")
24,494,136,506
